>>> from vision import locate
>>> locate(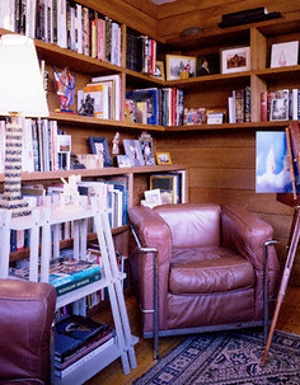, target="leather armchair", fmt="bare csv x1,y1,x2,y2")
128,203,280,356
0,279,57,385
